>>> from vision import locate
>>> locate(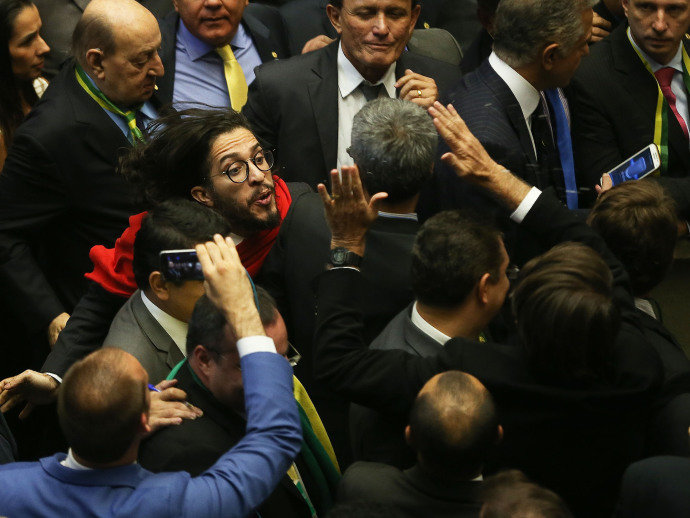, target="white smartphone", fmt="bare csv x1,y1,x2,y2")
602,144,661,187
